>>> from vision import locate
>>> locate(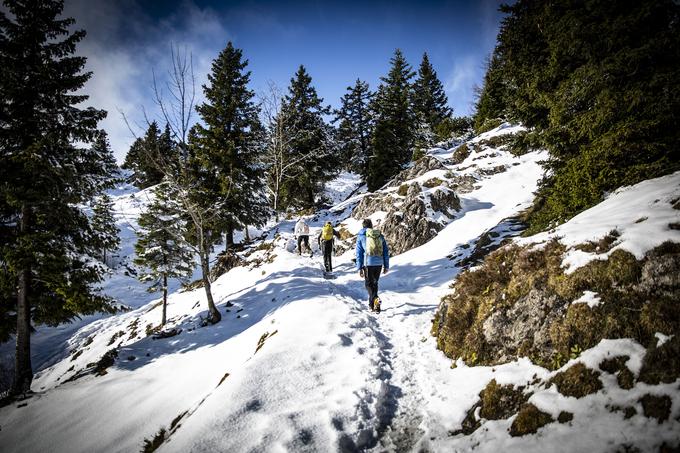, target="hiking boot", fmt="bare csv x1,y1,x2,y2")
374,297,381,314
